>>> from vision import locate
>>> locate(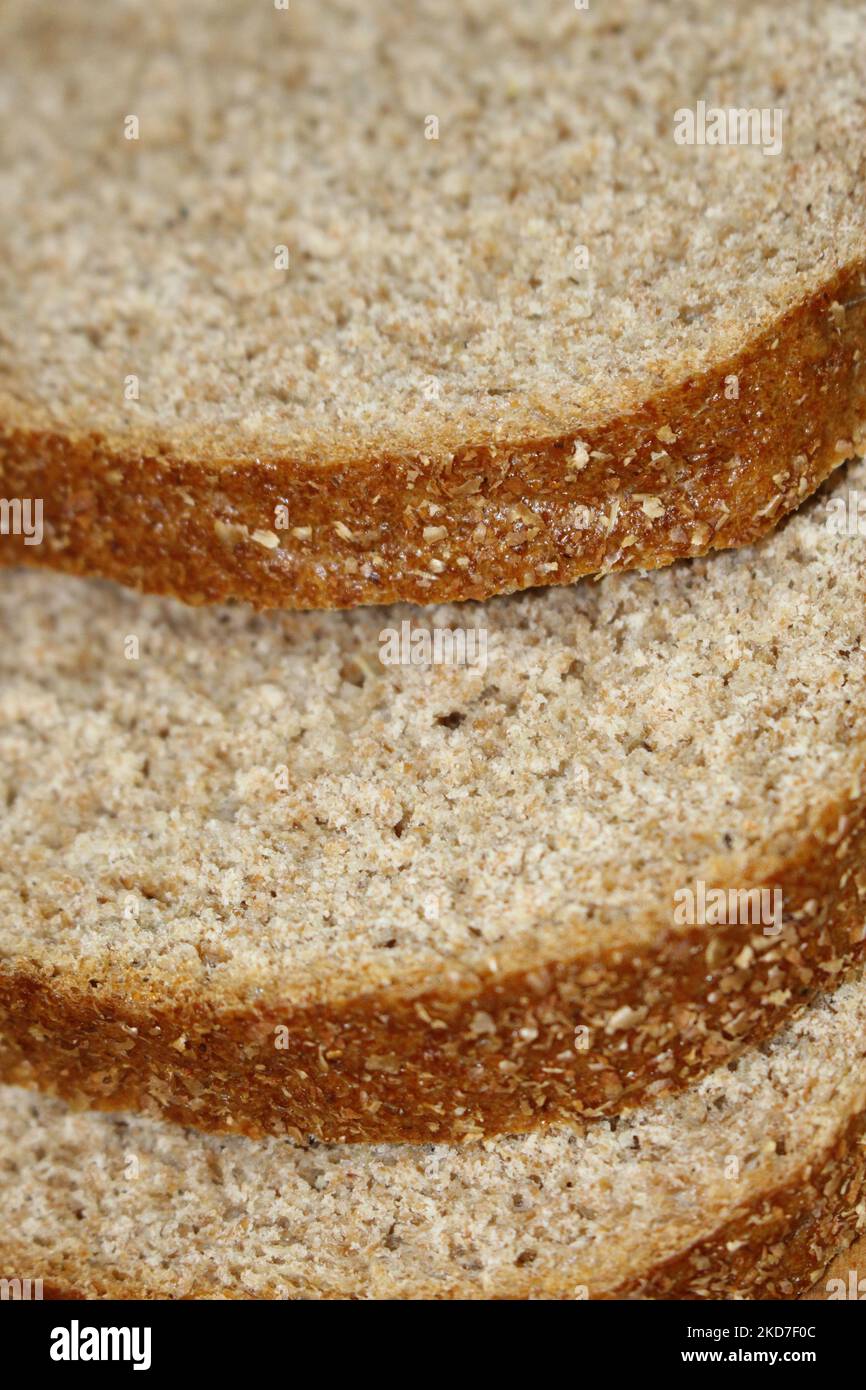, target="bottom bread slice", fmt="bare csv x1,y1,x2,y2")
2,971,866,1299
